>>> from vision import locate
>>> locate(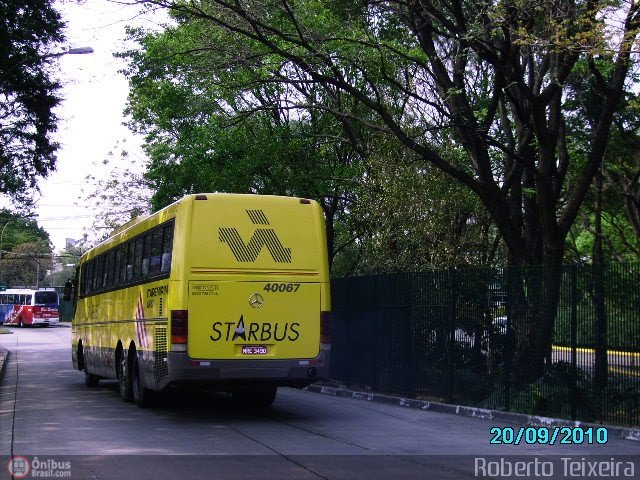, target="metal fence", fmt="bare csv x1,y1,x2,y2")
330,264,640,427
